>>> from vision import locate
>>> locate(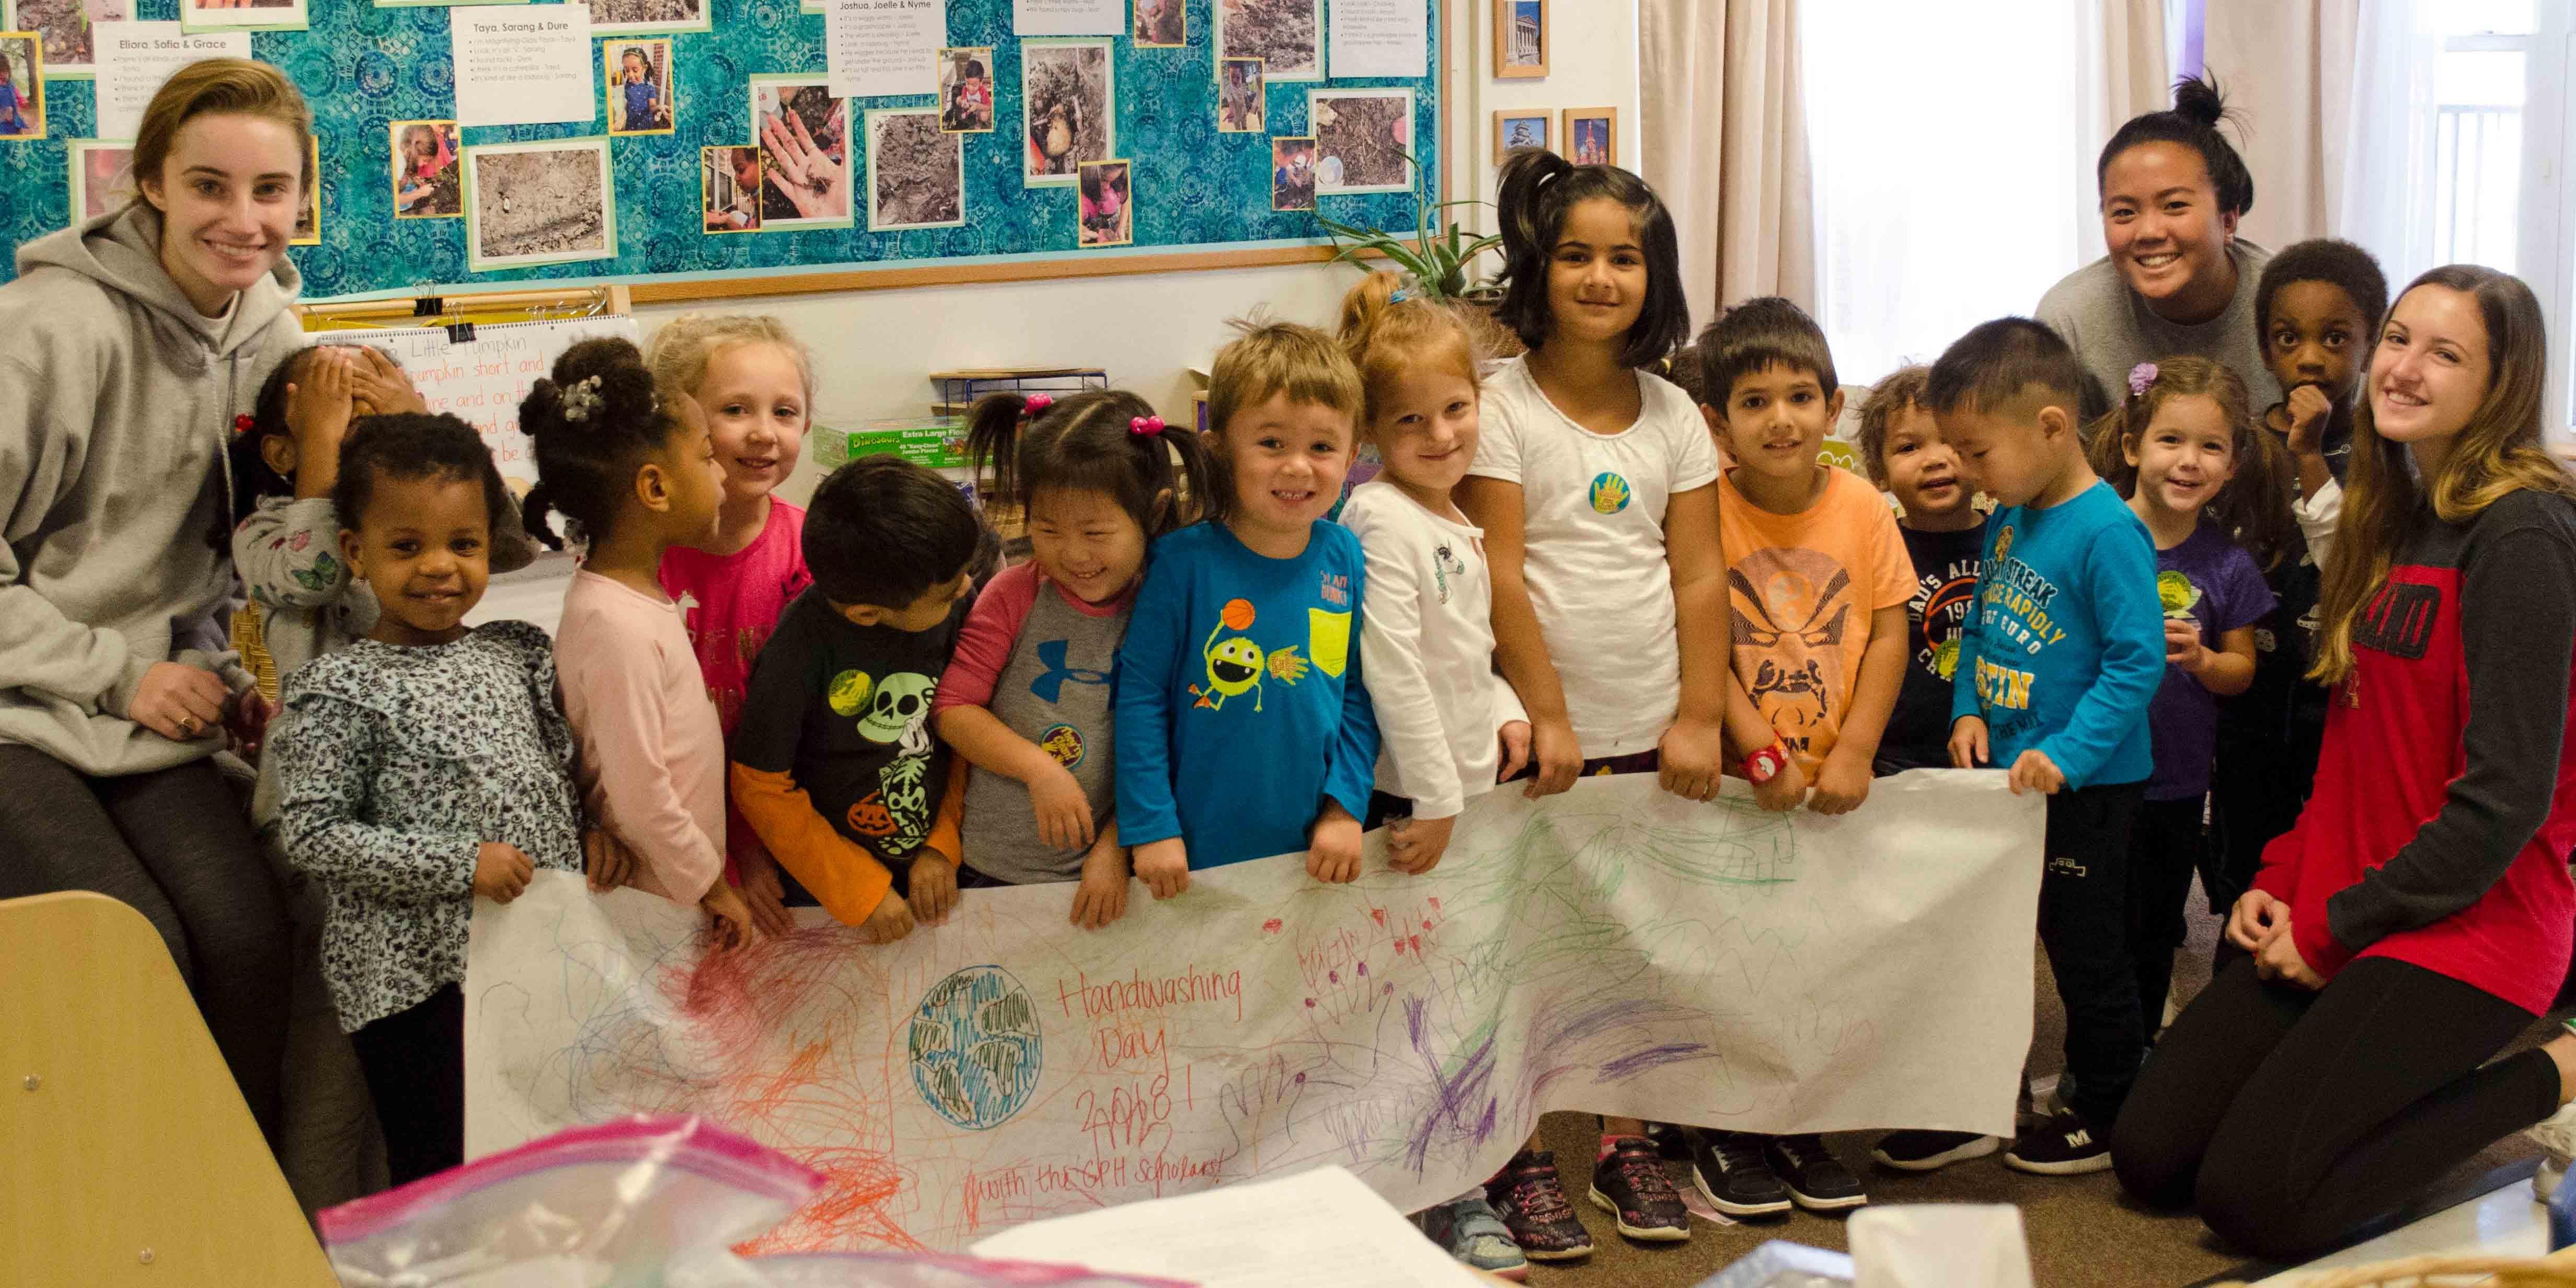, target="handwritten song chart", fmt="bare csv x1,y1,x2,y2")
467,770,2045,1253
452,6,597,128
827,0,945,101
312,318,639,490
